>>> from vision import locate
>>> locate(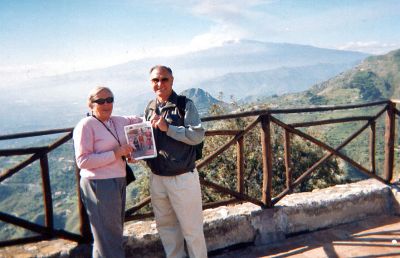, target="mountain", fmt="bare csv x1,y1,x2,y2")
307,48,400,105
0,44,384,241
180,88,224,115
224,49,400,184
254,48,400,108
193,63,359,103
0,40,369,134
106,39,368,101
